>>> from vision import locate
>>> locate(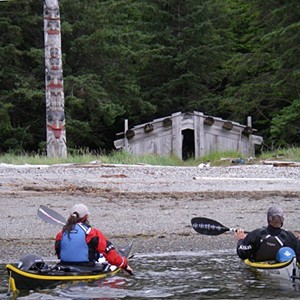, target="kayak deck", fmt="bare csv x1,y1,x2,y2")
244,257,300,282
6,263,121,292
6,242,133,295
244,258,296,269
